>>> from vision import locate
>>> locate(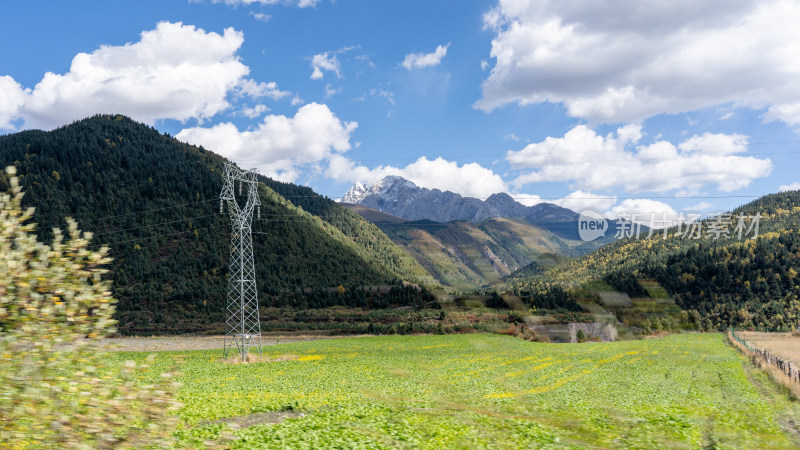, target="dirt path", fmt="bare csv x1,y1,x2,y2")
104,334,353,352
